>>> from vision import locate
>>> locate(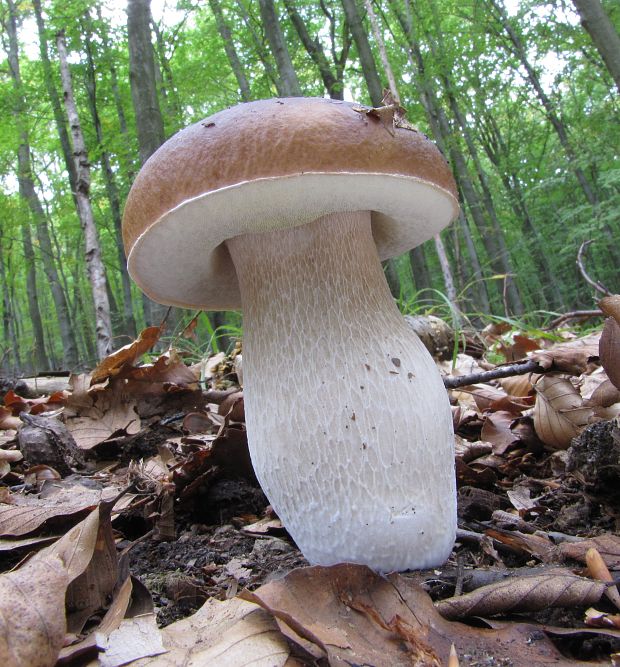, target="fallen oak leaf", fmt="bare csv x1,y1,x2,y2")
435,572,606,621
